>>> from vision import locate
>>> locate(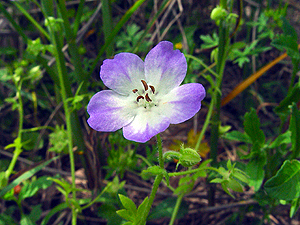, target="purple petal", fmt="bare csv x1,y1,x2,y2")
123,108,170,143
144,41,187,94
87,90,135,132
100,53,145,95
158,83,206,124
